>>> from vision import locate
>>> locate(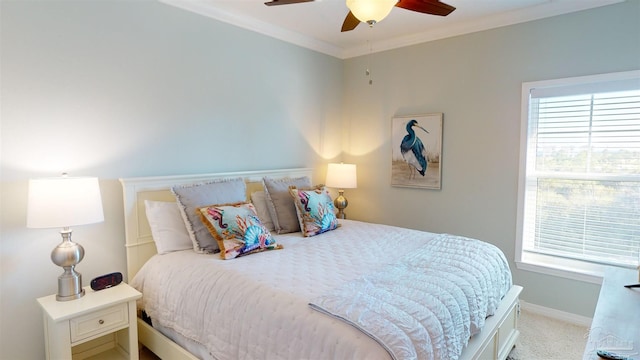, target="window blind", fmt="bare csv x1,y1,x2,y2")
522,77,640,267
